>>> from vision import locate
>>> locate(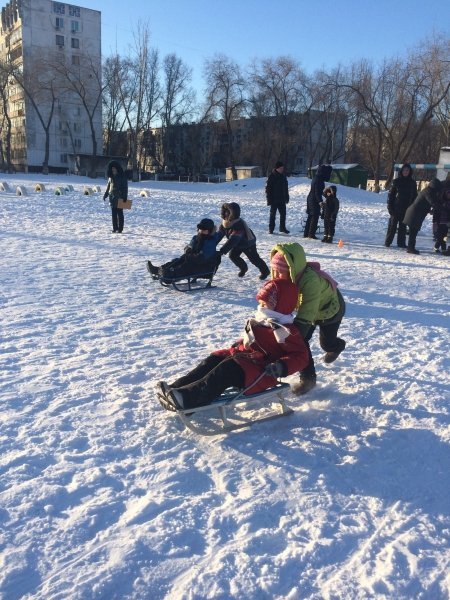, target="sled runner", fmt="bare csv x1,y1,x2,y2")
147,254,221,292
156,382,293,436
